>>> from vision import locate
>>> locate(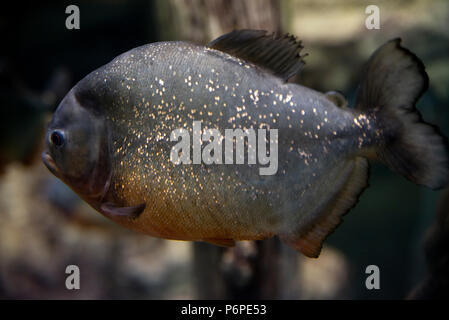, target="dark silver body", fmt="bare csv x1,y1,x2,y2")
72,42,373,240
